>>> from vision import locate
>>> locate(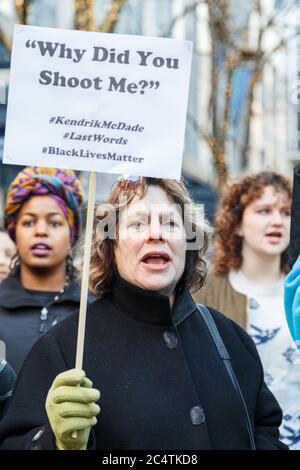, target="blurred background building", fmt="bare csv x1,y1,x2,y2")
0,0,299,220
